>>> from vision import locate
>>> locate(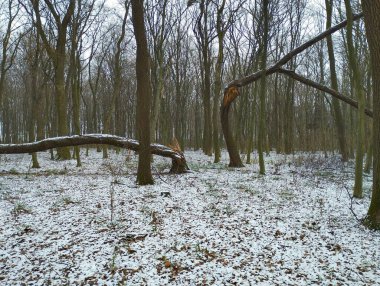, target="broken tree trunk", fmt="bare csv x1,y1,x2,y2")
0,134,189,174
221,13,364,167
